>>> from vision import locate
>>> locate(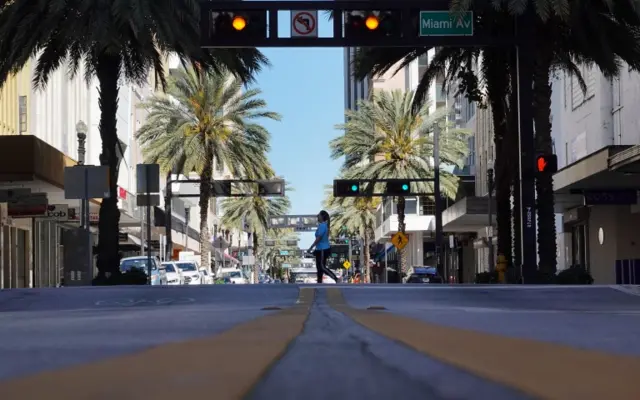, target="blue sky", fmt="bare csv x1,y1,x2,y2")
251,11,344,247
